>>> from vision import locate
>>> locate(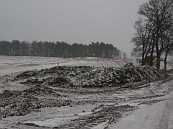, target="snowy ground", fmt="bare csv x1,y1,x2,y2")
0,56,173,129
1,77,173,129
0,56,59,75
0,56,125,75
